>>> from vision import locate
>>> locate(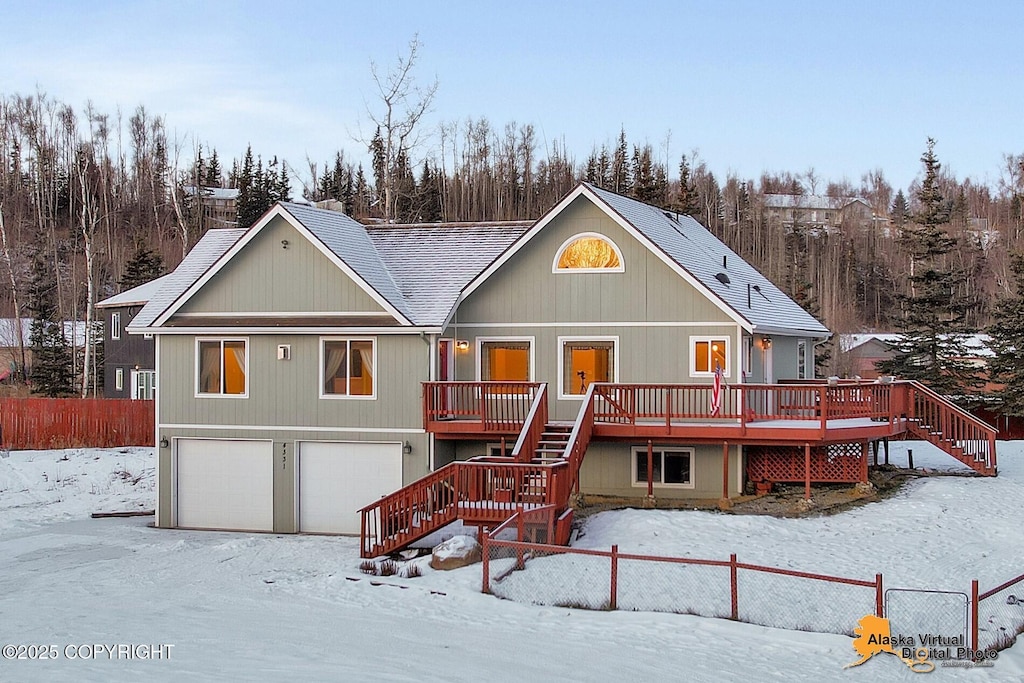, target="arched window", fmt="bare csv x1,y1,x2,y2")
552,233,625,272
